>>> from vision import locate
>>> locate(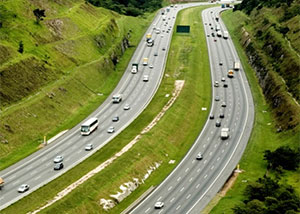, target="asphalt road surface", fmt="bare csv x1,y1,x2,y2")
0,4,179,210
130,5,254,214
